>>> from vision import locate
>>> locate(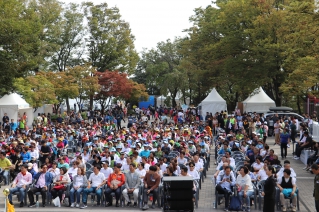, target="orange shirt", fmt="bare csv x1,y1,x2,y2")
107,172,125,188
